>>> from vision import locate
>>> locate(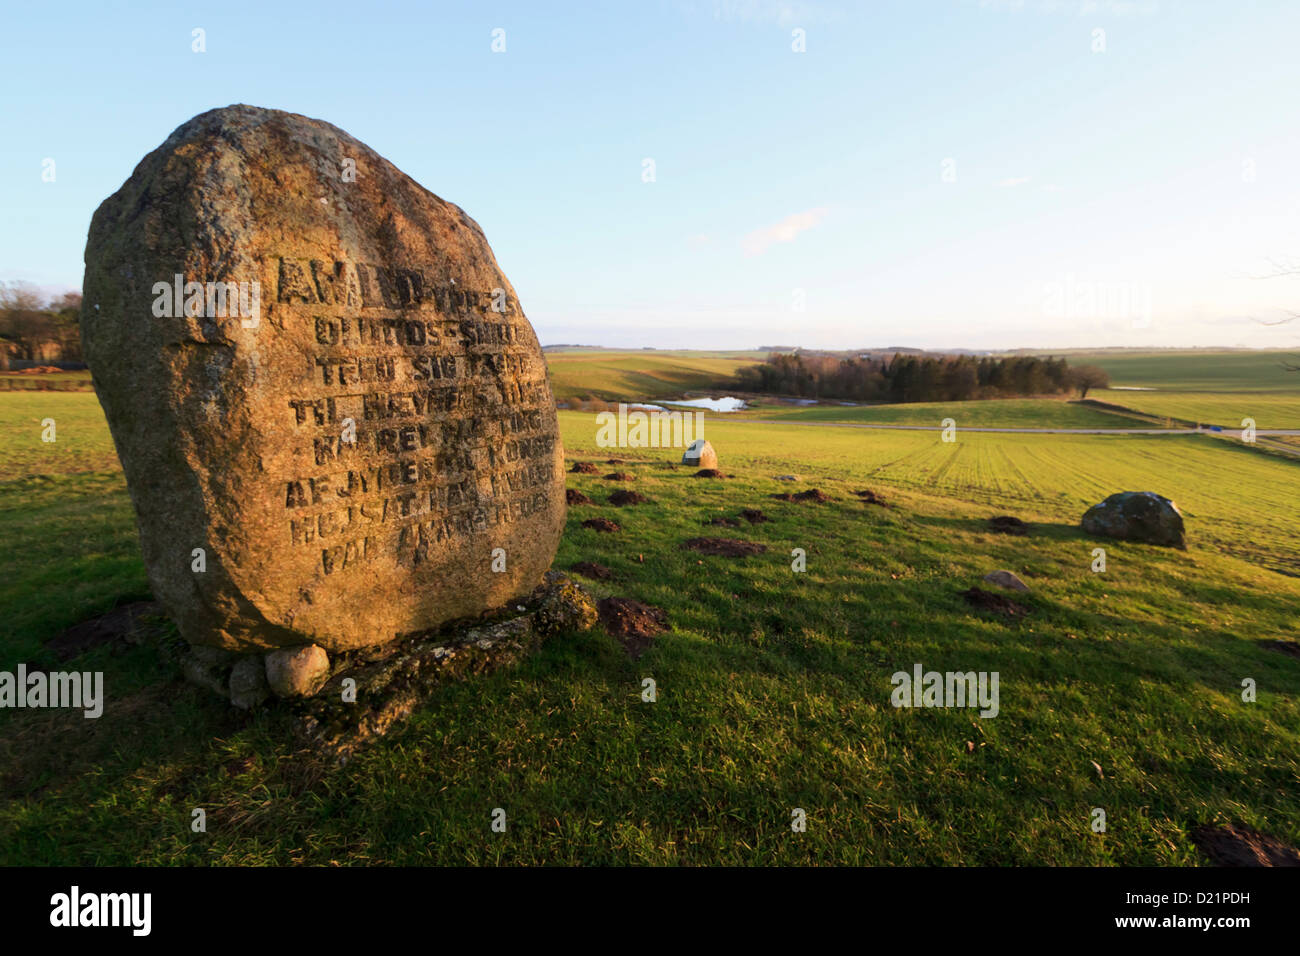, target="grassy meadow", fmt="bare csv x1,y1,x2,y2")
0,351,1298,865
1046,350,1300,428
544,349,763,403
729,397,1153,429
